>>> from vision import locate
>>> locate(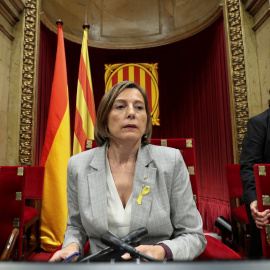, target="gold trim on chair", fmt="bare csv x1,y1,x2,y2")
161,139,167,147
17,167,24,176
266,224,270,246
15,192,22,201
259,165,266,176
262,195,270,206
86,140,93,149
186,139,192,148
266,224,270,236
188,166,195,175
